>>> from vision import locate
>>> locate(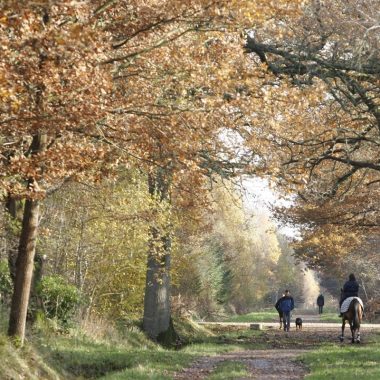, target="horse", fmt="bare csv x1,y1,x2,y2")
340,298,363,343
